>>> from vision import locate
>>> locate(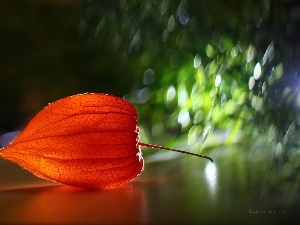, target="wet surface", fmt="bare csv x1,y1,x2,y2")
1,149,299,225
